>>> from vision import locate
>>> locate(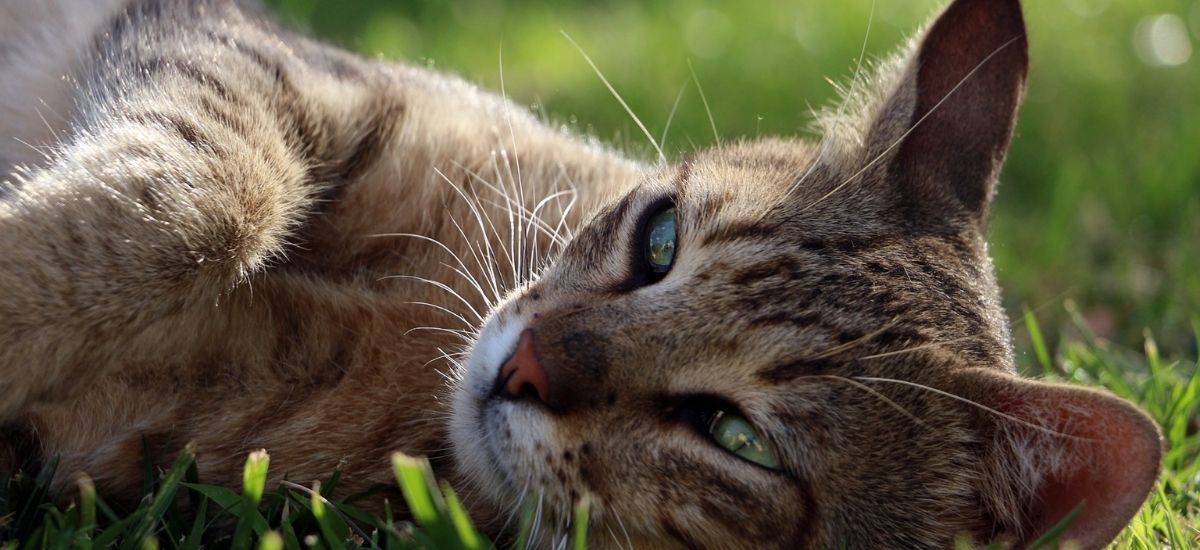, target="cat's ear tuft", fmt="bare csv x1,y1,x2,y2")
864,0,1028,229
952,369,1162,549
